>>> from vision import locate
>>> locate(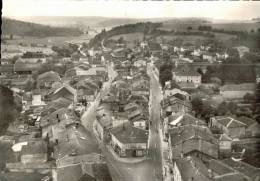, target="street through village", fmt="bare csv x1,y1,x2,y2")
80,61,163,181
